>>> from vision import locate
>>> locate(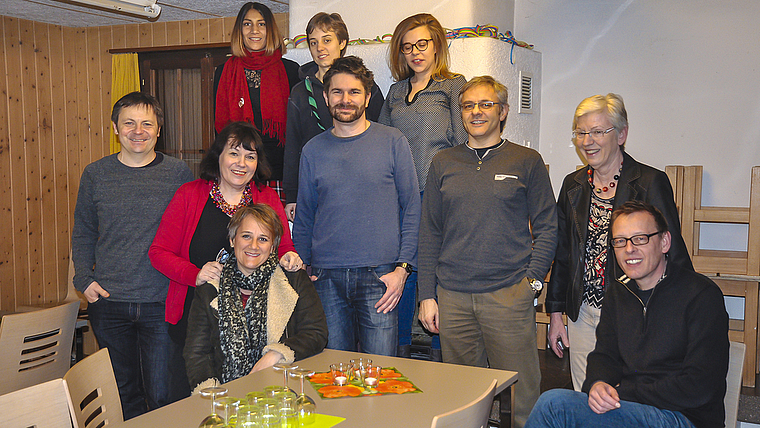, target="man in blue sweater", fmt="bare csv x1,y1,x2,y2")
292,56,420,356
